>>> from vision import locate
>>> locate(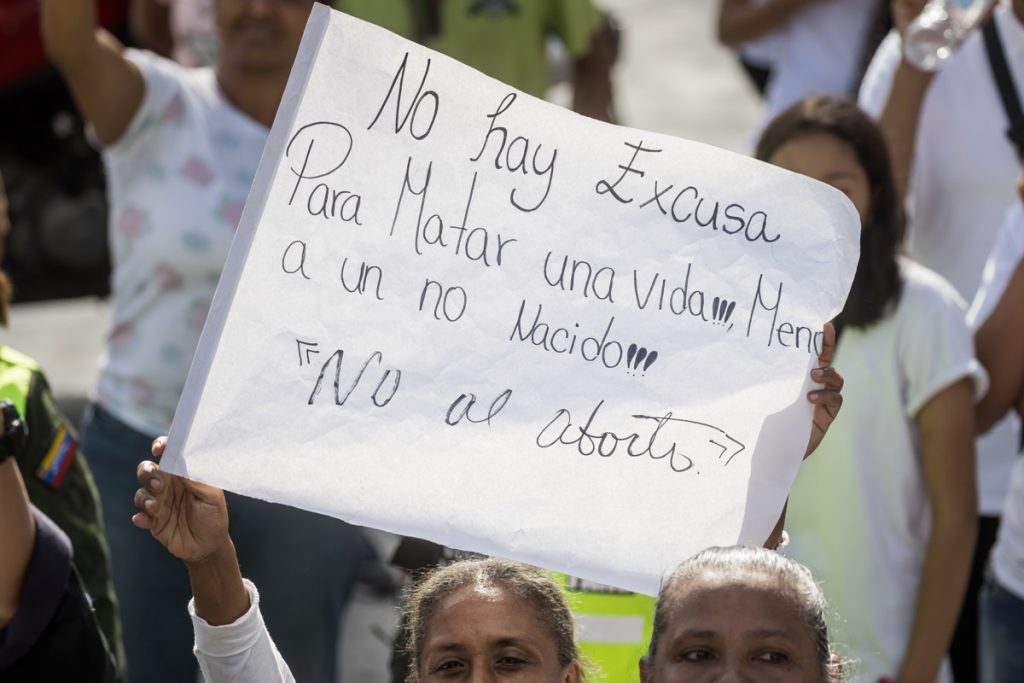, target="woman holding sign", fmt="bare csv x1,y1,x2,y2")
758,96,984,683
130,342,844,682
132,455,846,683
131,447,590,683
640,545,843,682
